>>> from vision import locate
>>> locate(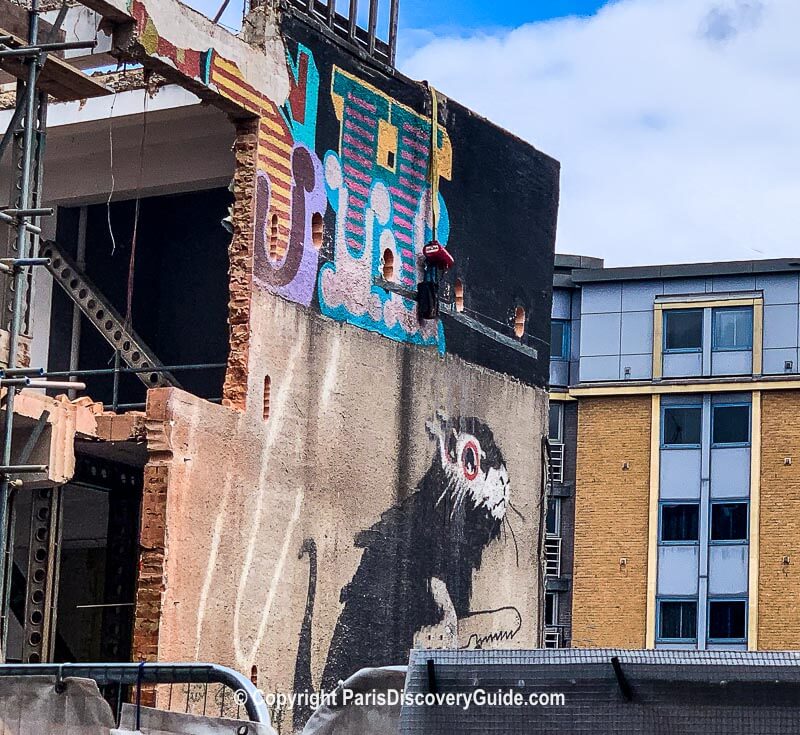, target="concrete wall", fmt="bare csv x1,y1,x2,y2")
135,292,545,730
572,396,651,647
